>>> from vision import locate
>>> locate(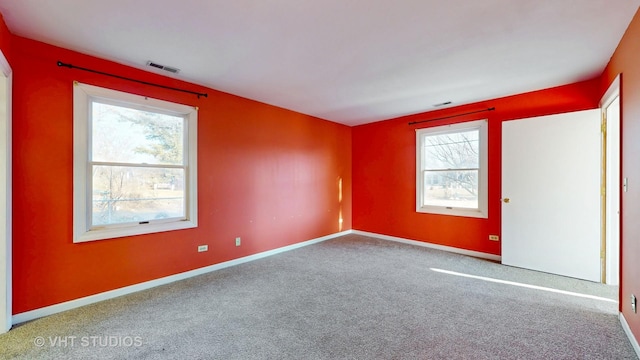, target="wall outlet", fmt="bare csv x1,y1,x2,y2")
197,245,208,252
632,294,637,313
235,237,241,247
489,235,500,241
